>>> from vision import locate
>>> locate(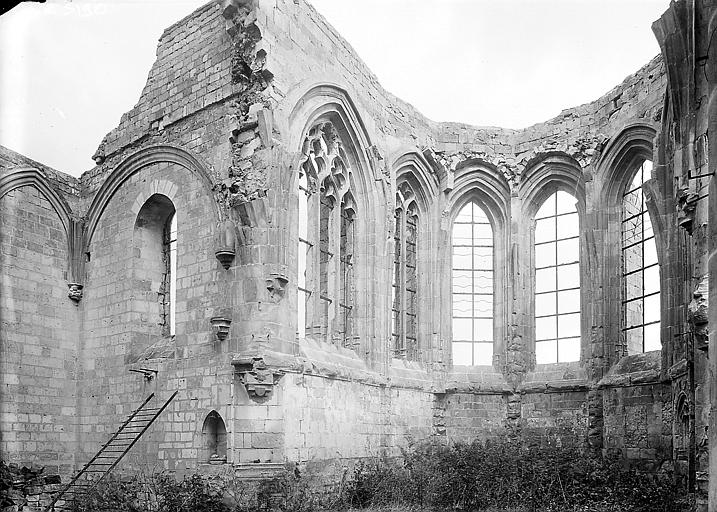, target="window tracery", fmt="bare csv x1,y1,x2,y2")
297,122,357,349
392,186,419,360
